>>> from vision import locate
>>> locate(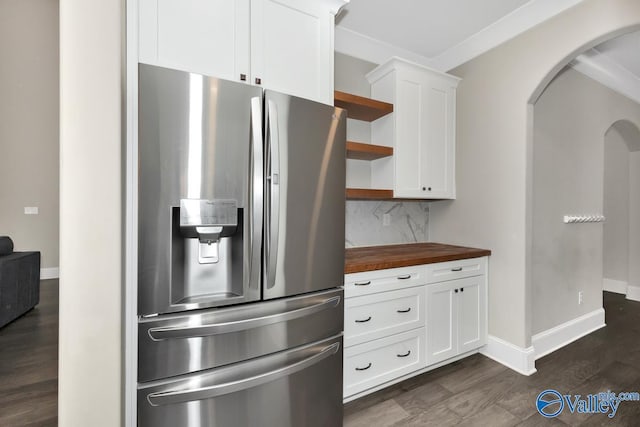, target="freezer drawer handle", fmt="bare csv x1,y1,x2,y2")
146,342,340,406
147,296,341,340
